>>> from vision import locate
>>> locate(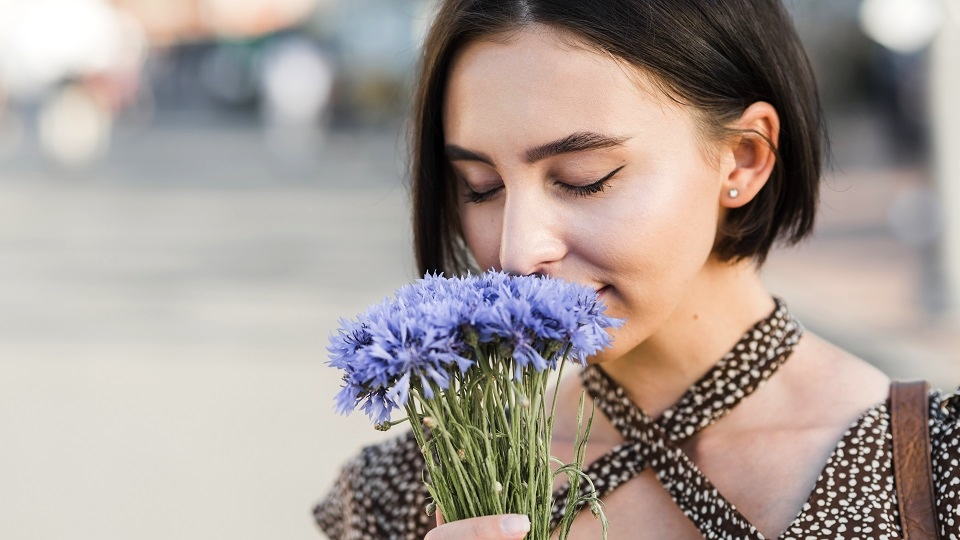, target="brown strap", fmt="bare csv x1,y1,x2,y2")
890,380,940,540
